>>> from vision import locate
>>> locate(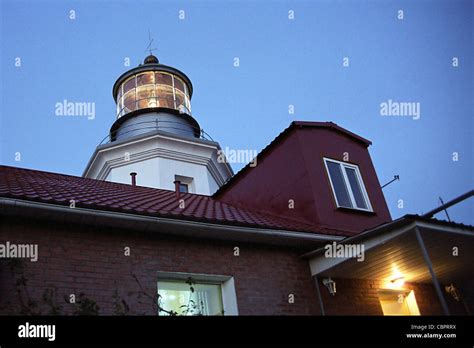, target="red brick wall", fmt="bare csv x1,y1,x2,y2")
0,216,453,316
0,216,321,315
317,278,444,315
